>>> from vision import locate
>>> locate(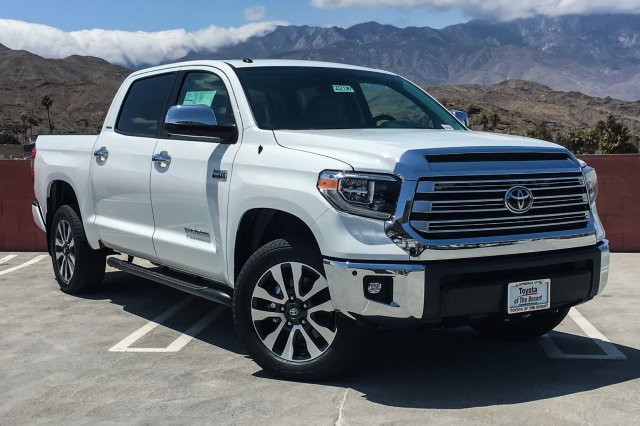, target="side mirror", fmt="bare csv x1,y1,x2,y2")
164,105,238,143
449,109,470,128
